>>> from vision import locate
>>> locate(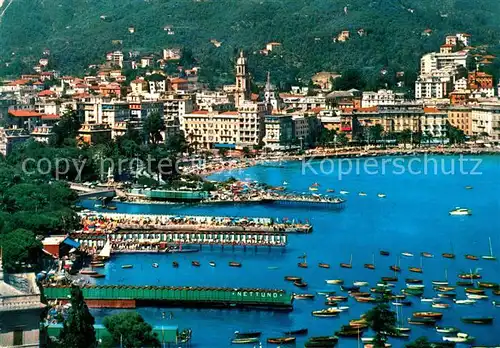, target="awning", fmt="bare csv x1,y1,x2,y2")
214,143,236,149
63,238,80,248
